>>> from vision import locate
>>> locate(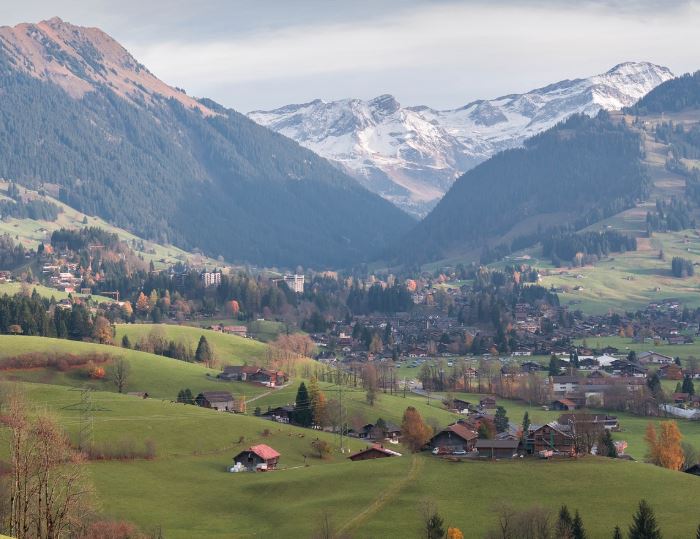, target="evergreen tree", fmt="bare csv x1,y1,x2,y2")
195,335,213,364
556,505,573,539
548,354,561,376
612,526,623,539
599,429,618,458
646,372,662,398
628,500,662,539
121,334,131,349
682,375,695,396
696,523,700,539
425,511,445,539
494,406,509,433
521,411,530,441
293,382,313,428
572,511,587,539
